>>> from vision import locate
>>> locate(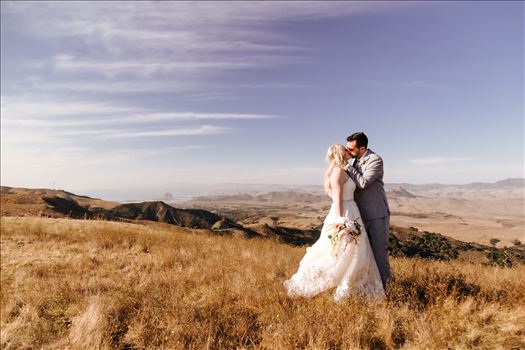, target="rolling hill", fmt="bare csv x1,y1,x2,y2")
182,179,524,246
1,186,523,266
